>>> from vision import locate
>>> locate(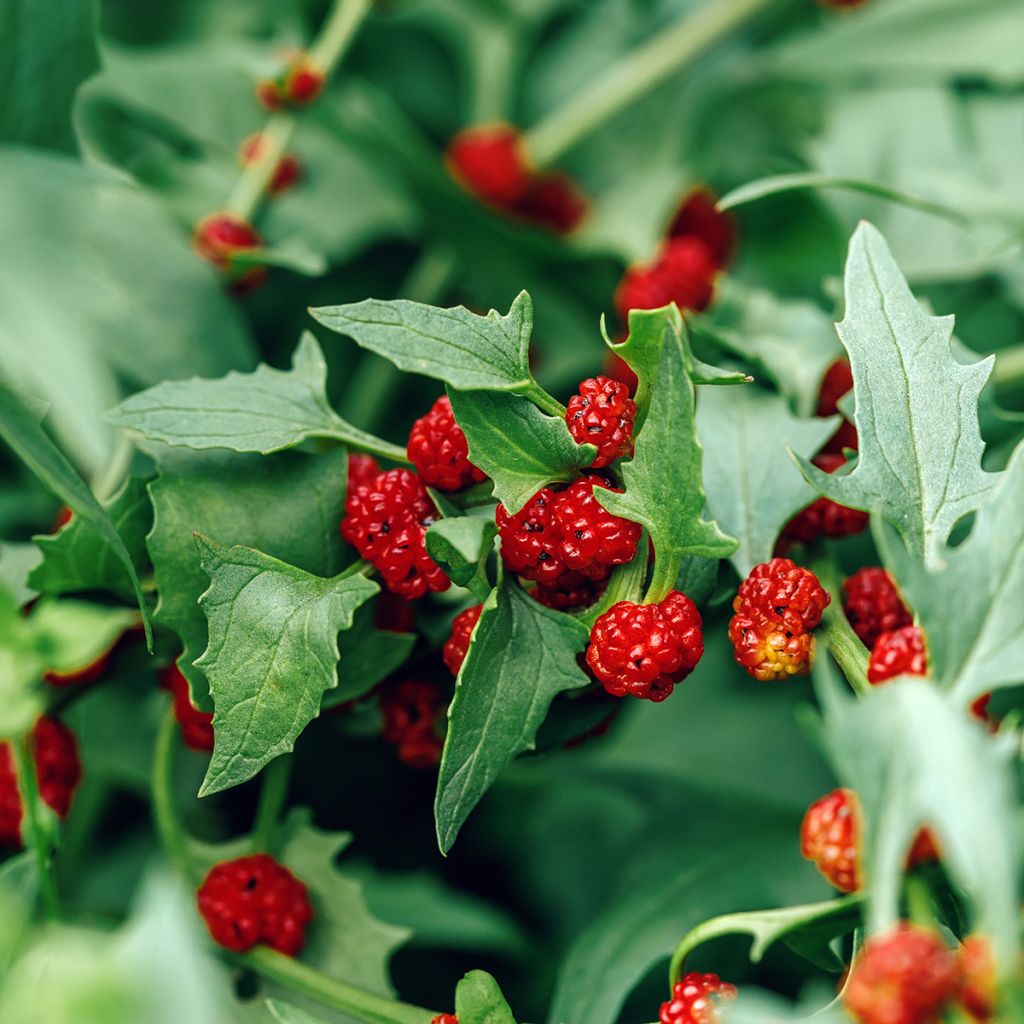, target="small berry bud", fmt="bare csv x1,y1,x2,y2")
238,134,301,194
